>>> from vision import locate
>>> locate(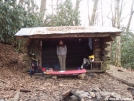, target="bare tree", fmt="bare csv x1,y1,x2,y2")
87,0,99,26
106,0,126,66
40,0,47,20
87,0,90,25
101,0,103,25
90,0,99,25
114,0,128,67
114,0,121,67
51,0,53,16
75,0,82,12
126,0,134,33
